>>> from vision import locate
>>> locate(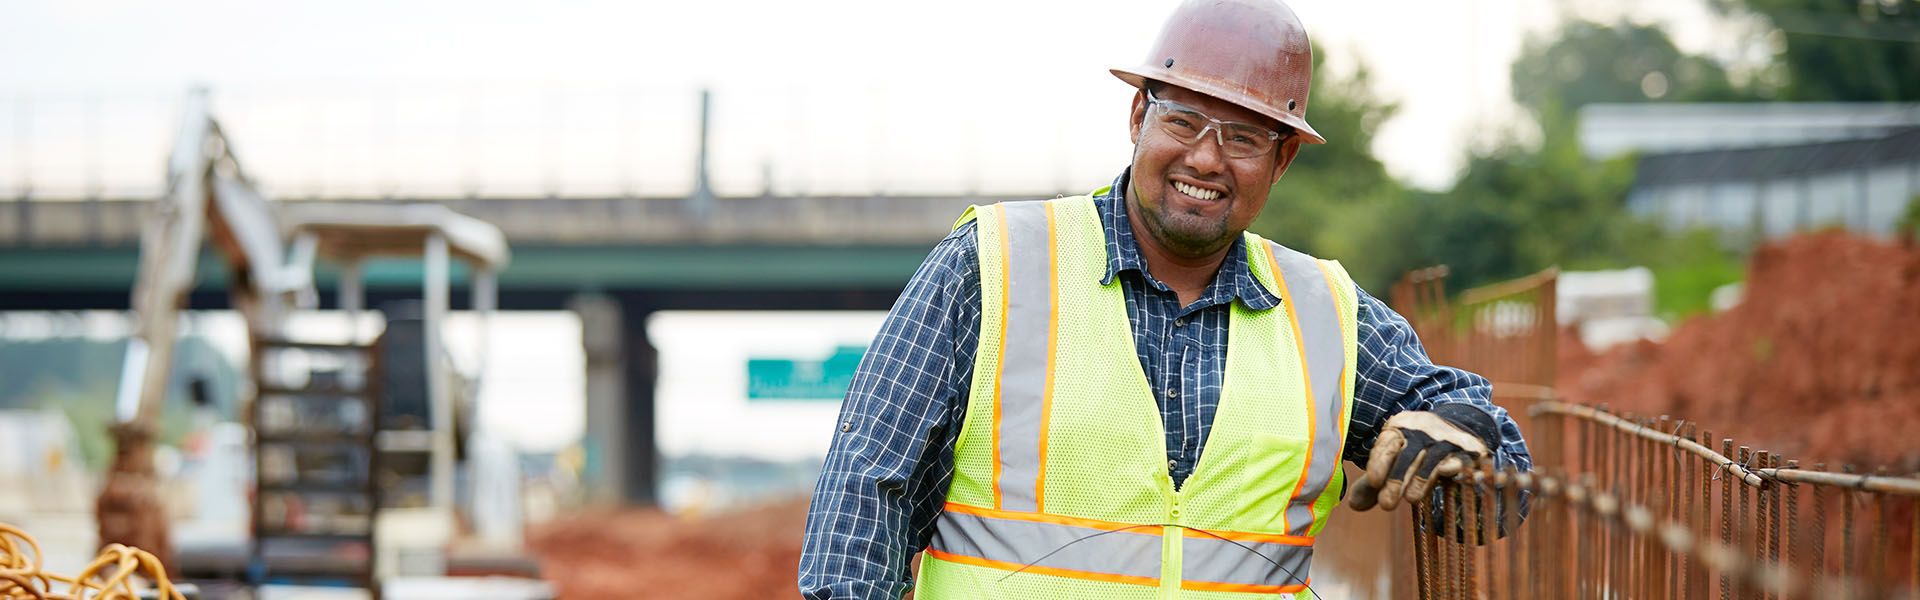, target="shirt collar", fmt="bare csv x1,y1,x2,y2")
1094,170,1282,312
